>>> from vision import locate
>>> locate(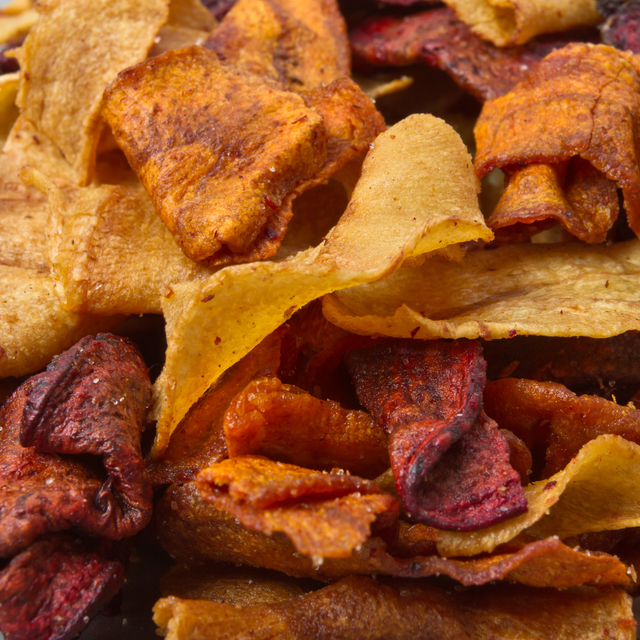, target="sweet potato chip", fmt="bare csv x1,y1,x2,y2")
475,44,640,239
158,481,632,588
322,239,640,341
150,114,491,455
488,160,620,243
0,266,120,377
196,455,399,558
224,377,389,478
205,0,349,91
154,576,635,640
442,0,602,46
28,171,216,315
103,47,382,265
15,0,169,185
485,378,640,475
437,435,640,557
